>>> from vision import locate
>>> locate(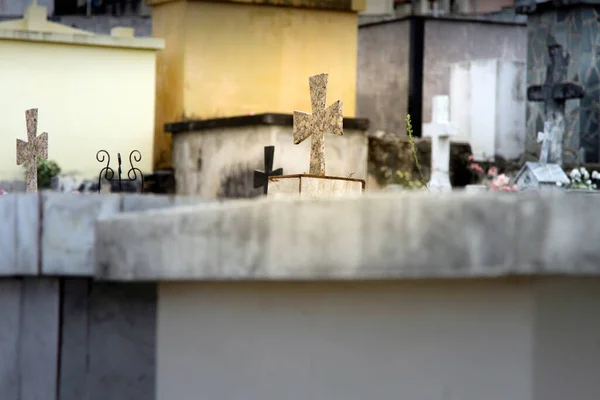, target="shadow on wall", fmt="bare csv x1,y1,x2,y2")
217,163,264,199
